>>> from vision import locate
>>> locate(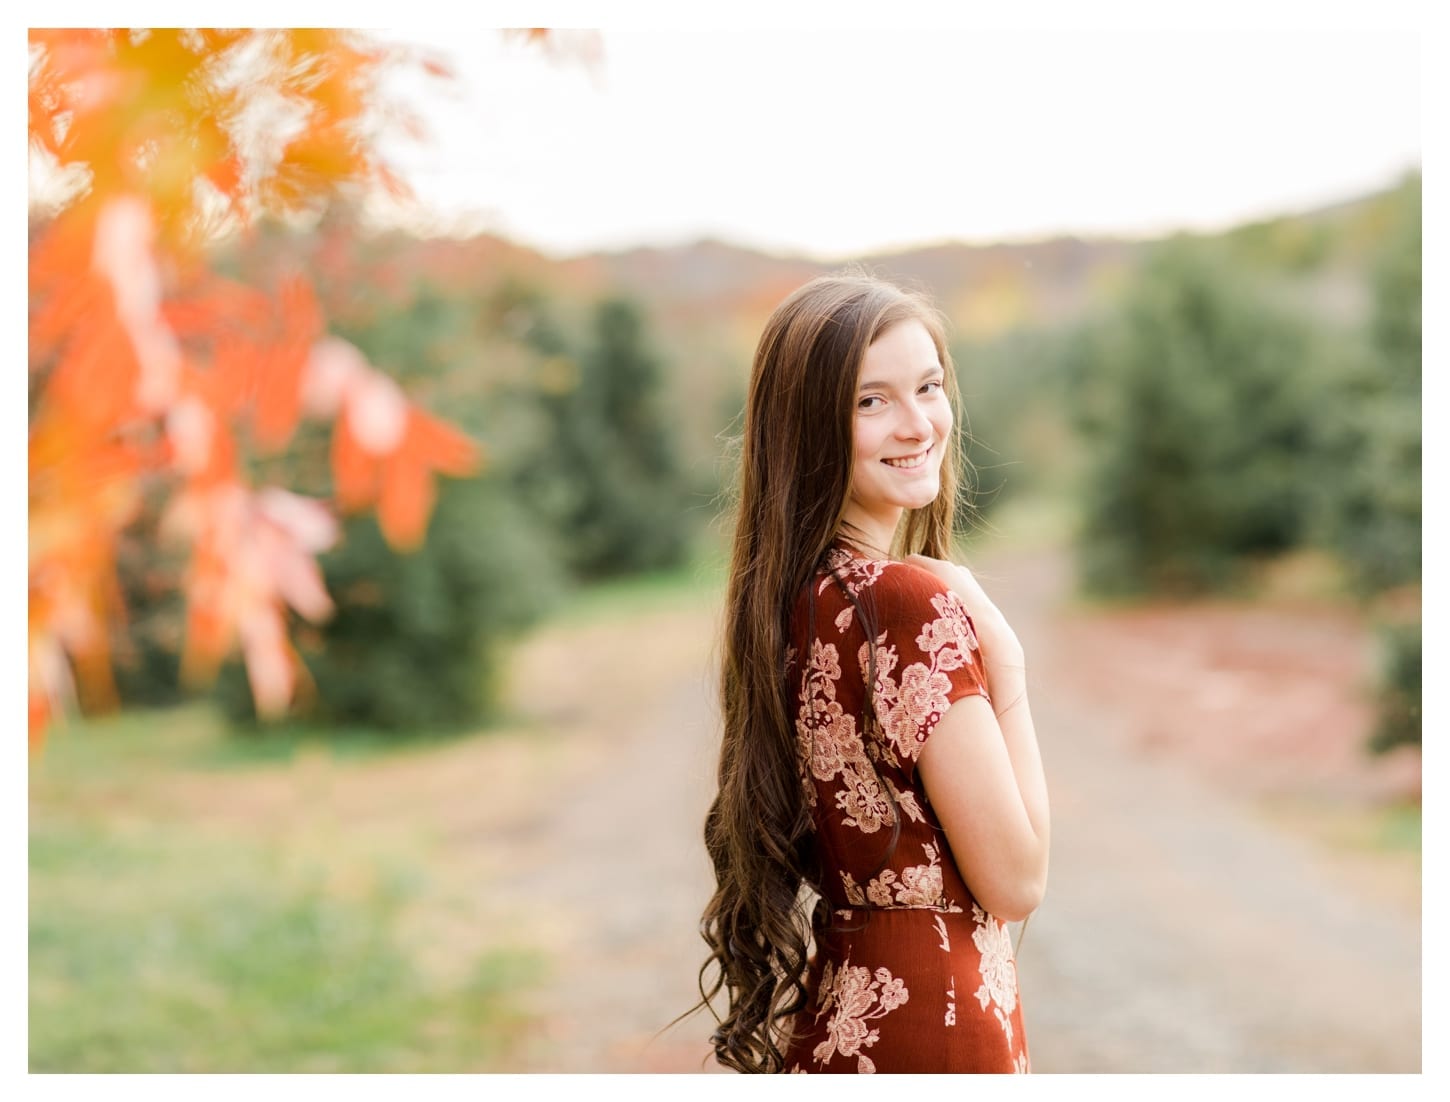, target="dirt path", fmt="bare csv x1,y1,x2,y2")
1000,550,1420,1072
480,549,1421,1073
469,602,725,1073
